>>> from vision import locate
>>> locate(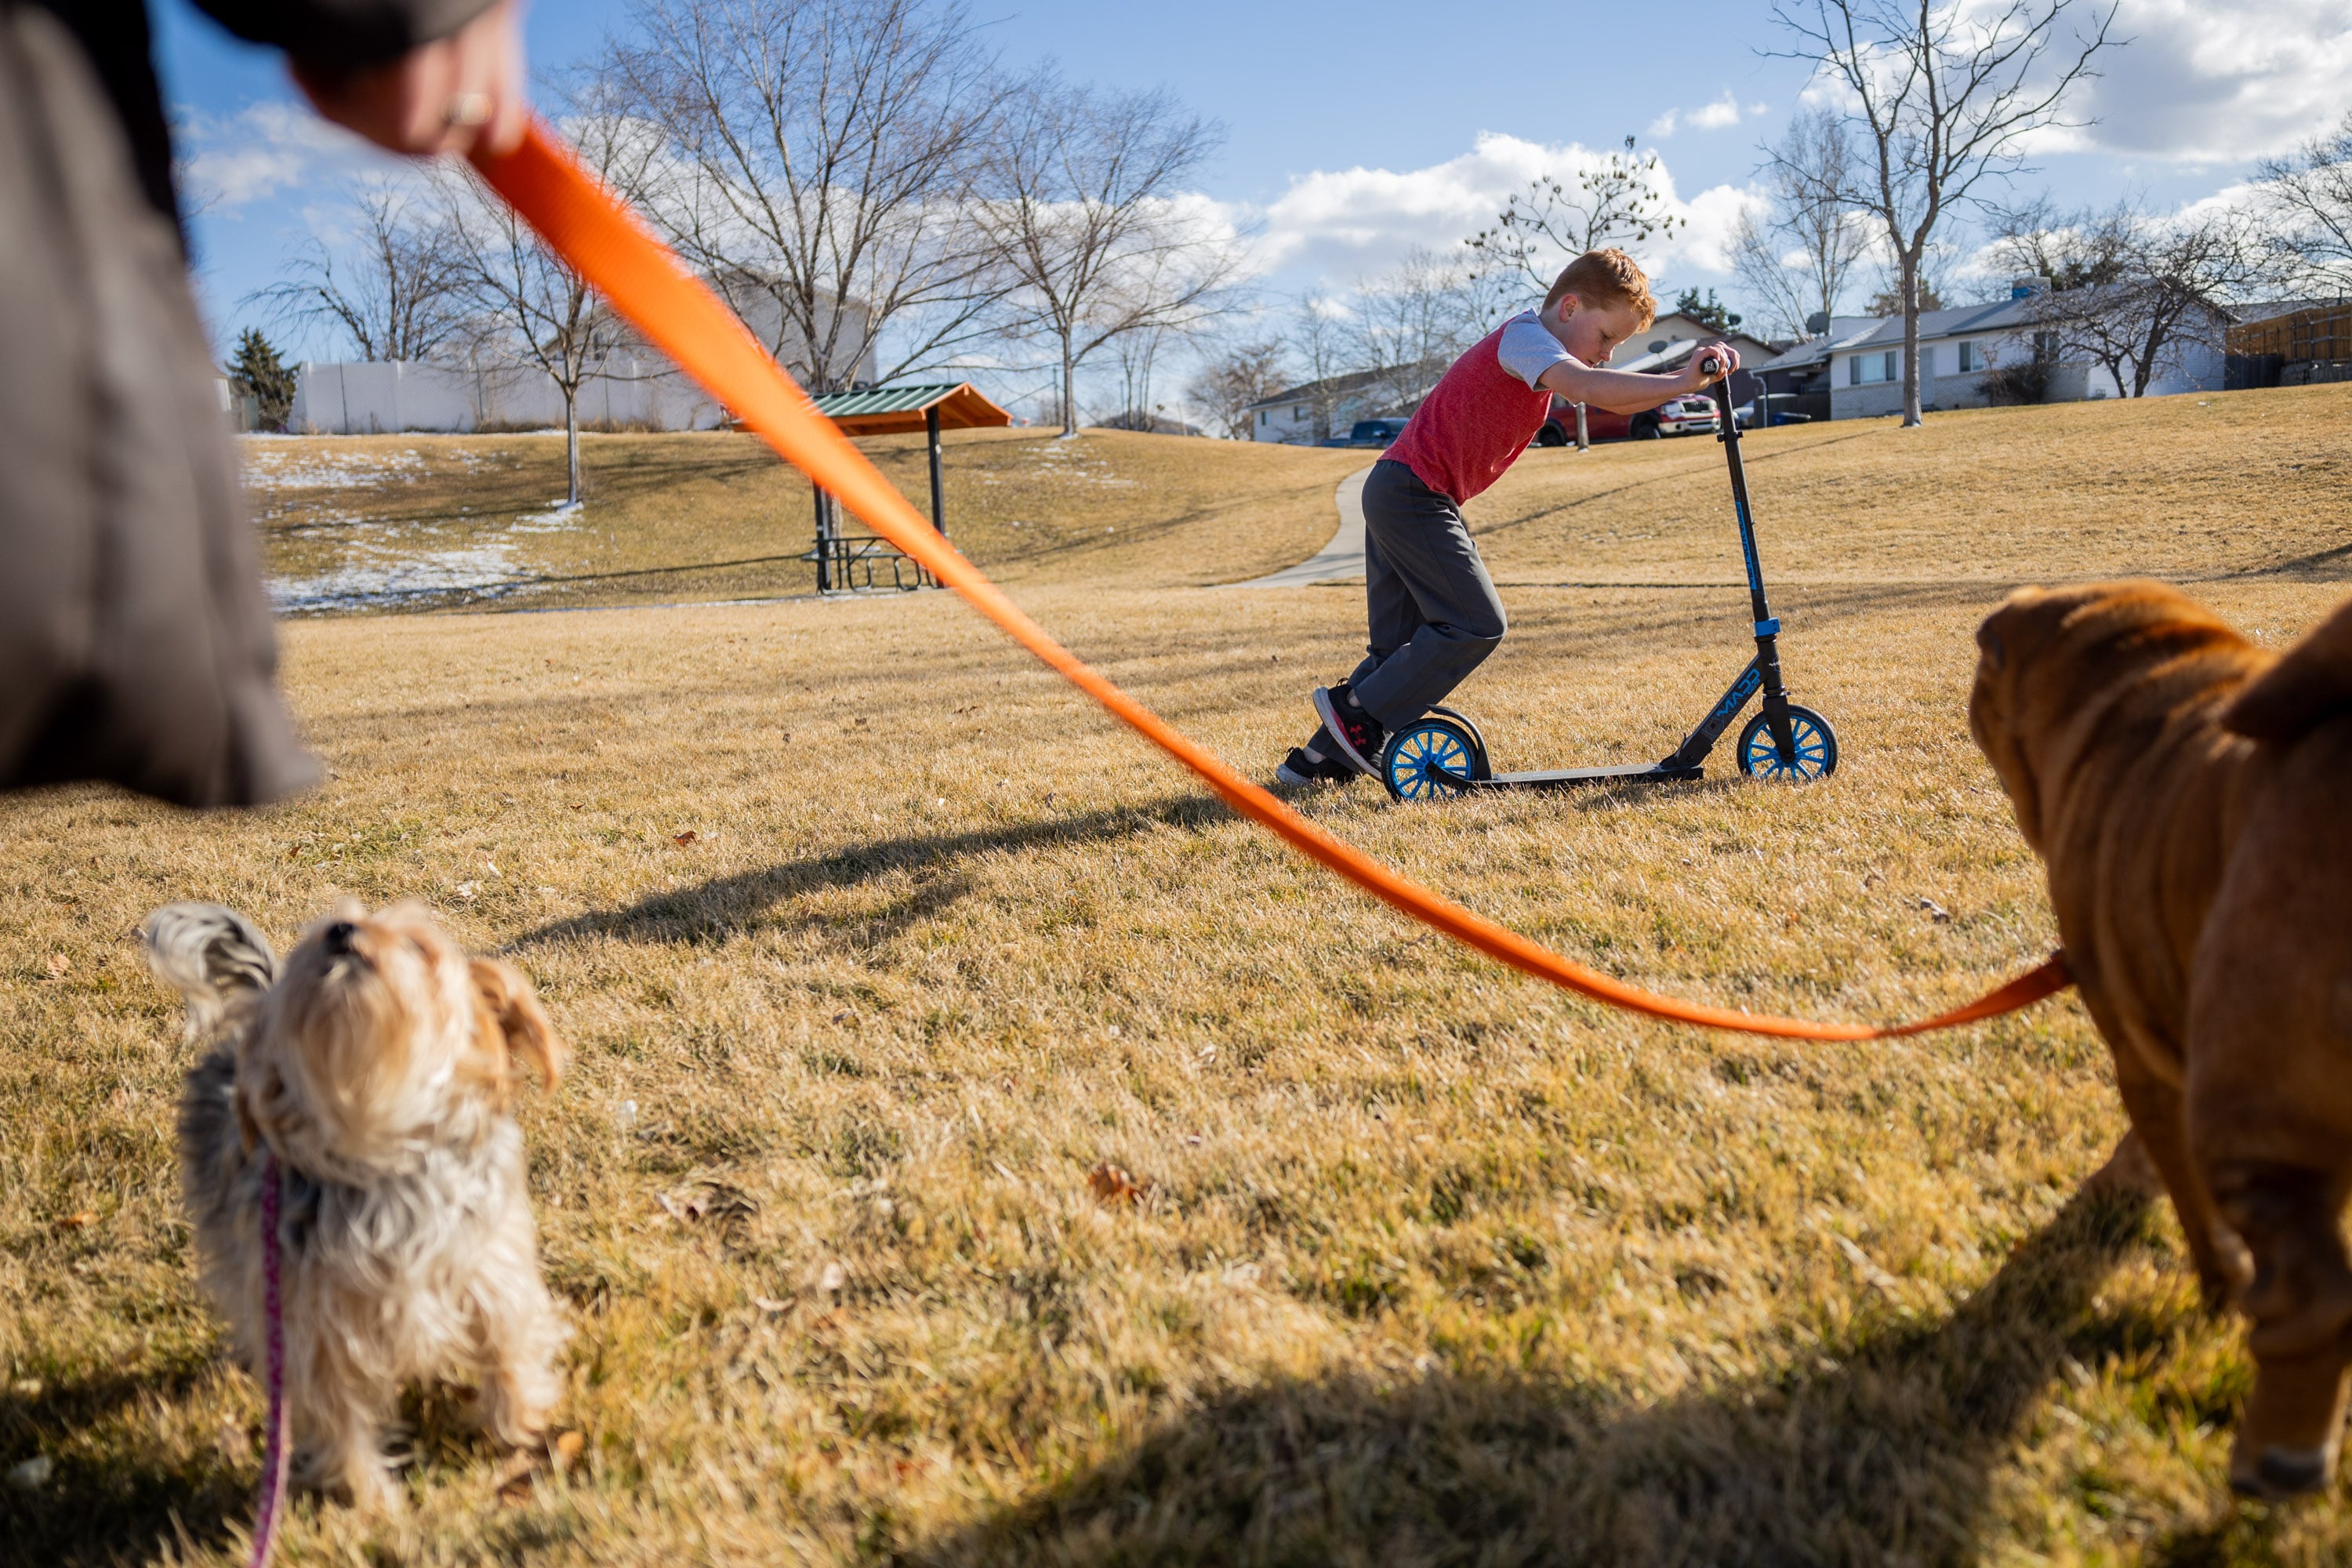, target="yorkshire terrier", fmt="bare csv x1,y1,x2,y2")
143,900,568,1511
